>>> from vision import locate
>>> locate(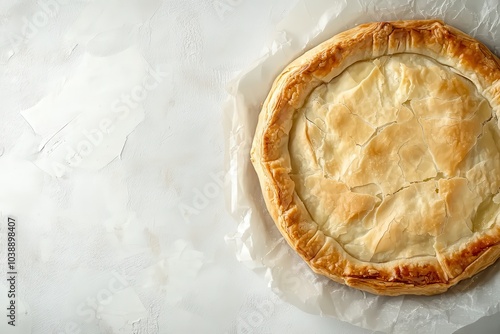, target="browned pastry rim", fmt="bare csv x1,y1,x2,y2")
250,20,500,295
